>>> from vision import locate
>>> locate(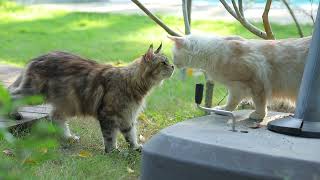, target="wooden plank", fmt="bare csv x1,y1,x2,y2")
0,107,51,128
1,113,46,127
19,105,52,114
0,64,51,131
